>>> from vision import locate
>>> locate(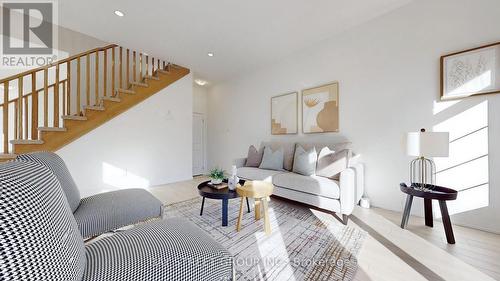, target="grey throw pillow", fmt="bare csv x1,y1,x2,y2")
259,146,284,171
292,145,317,176
245,145,264,167
316,147,350,179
